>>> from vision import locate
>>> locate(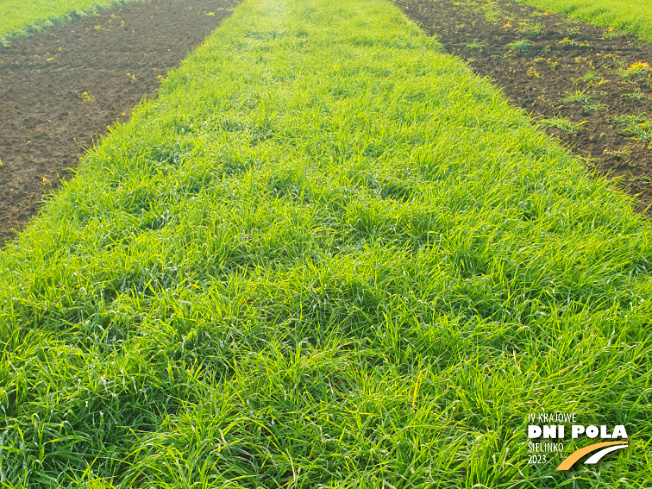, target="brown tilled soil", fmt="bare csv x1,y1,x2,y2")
394,0,652,216
0,0,239,245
